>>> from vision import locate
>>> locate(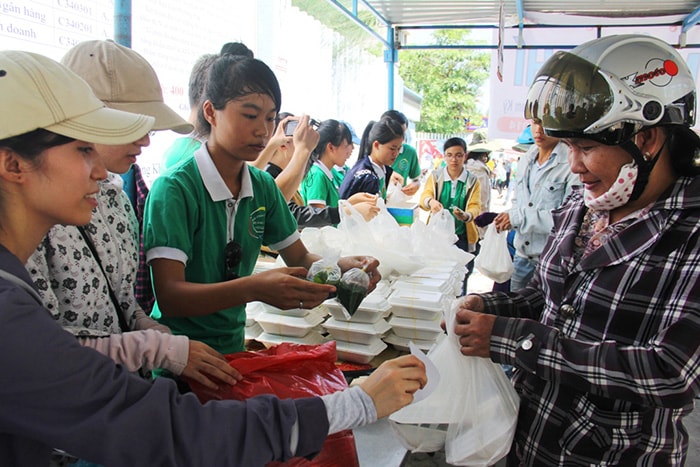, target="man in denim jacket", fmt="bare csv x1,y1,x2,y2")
493,118,578,290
